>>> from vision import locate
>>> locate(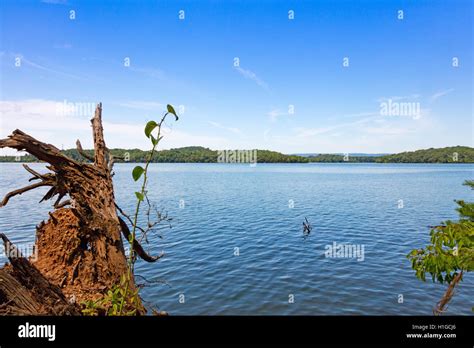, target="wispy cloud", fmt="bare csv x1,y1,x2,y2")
41,0,68,4
208,121,242,135
127,64,190,89
267,109,289,121
234,66,268,90
362,125,415,135
11,54,85,80
129,66,165,80
376,94,420,103
430,88,454,103
333,111,378,119
53,43,73,49
293,116,378,138
118,101,164,111
0,99,229,155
